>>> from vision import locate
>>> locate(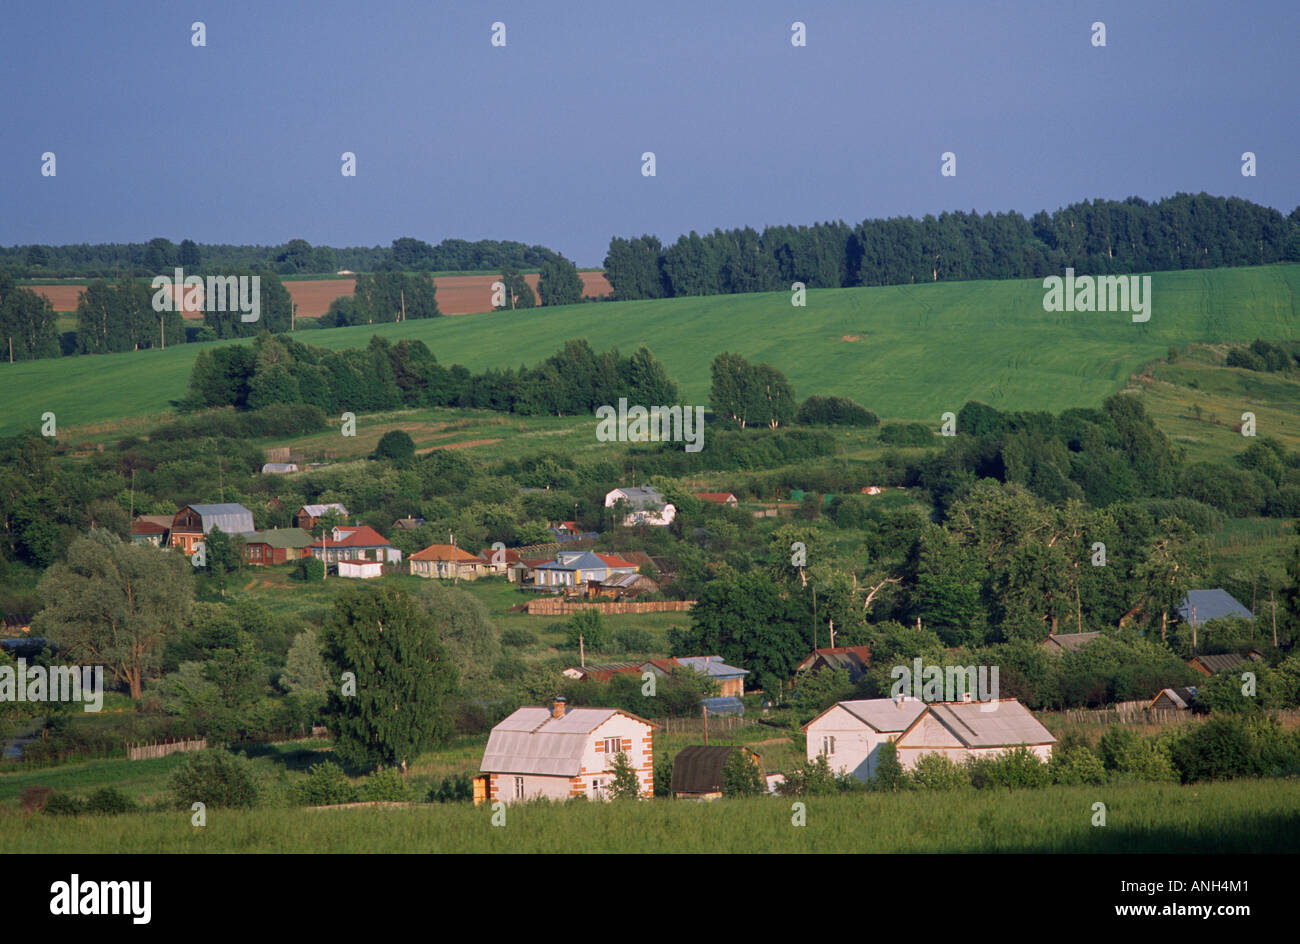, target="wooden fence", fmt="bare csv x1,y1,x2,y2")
651,715,752,735
127,738,206,761
1050,707,1300,727
526,598,695,616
